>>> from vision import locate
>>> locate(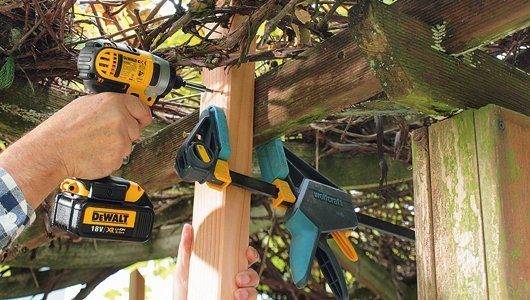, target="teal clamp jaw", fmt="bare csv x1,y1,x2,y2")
209,106,231,161
257,139,354,300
